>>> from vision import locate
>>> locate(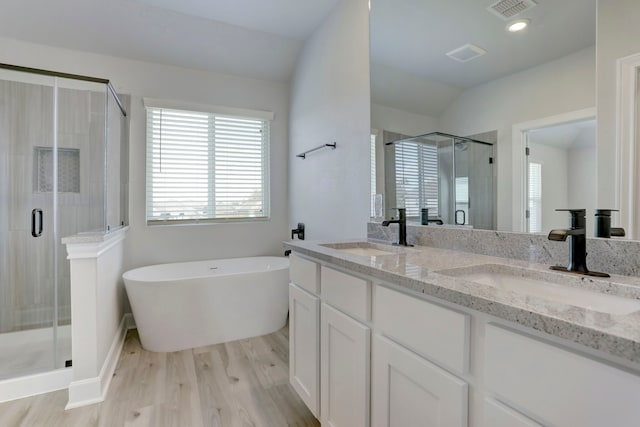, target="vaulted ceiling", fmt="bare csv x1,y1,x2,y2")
0,0,597,116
